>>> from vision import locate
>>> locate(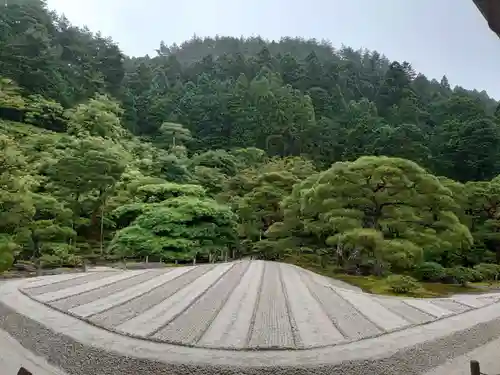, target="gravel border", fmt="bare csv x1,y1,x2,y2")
2,300,500,375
